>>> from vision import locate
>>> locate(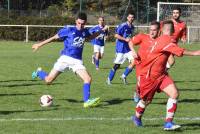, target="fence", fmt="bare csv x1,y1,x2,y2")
0,24,199,44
